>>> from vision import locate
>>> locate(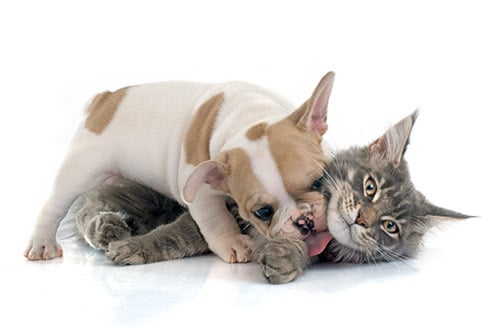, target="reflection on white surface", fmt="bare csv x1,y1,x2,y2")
5,217,498,327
